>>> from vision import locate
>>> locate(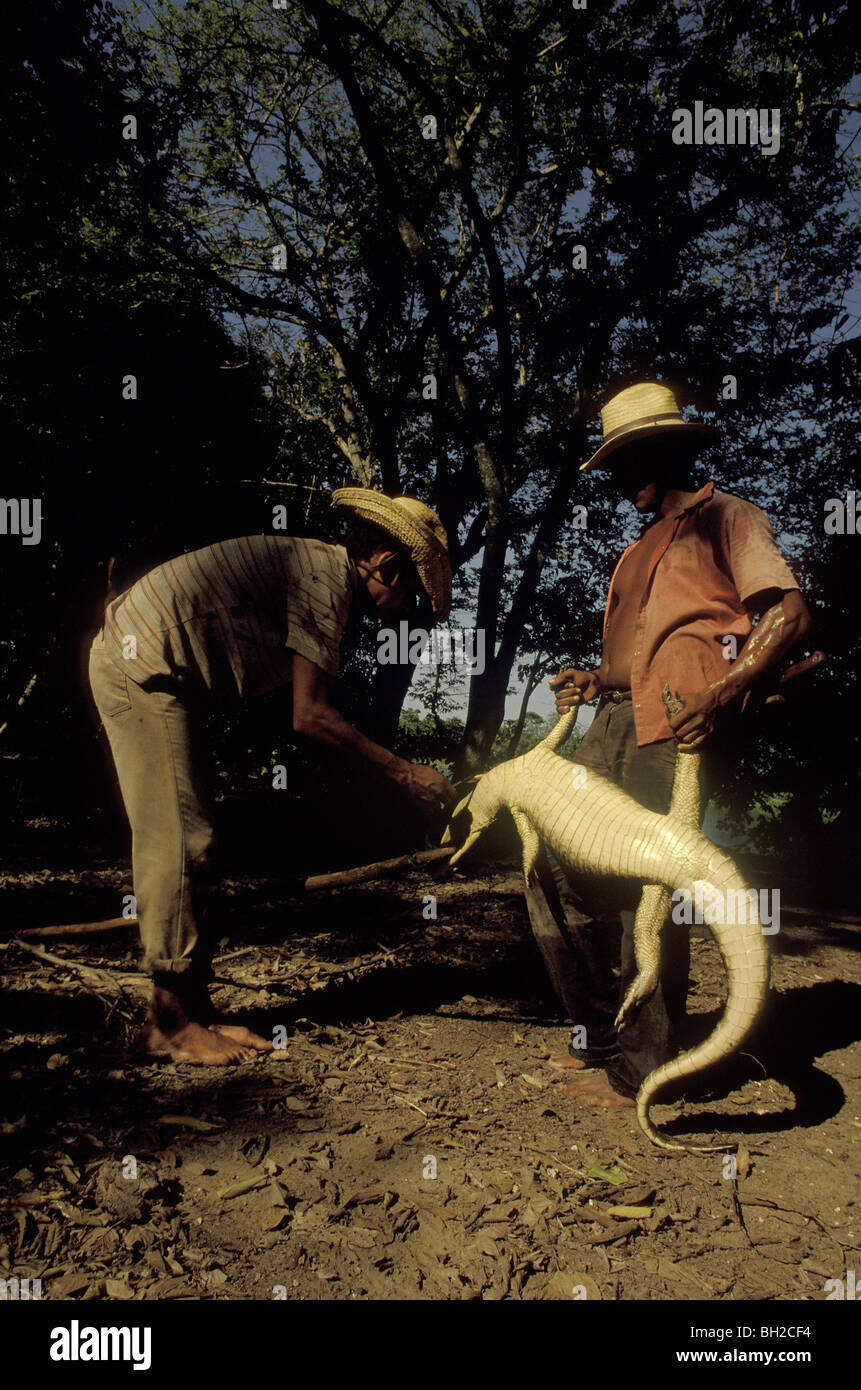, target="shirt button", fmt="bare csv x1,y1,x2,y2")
635,703,641,709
